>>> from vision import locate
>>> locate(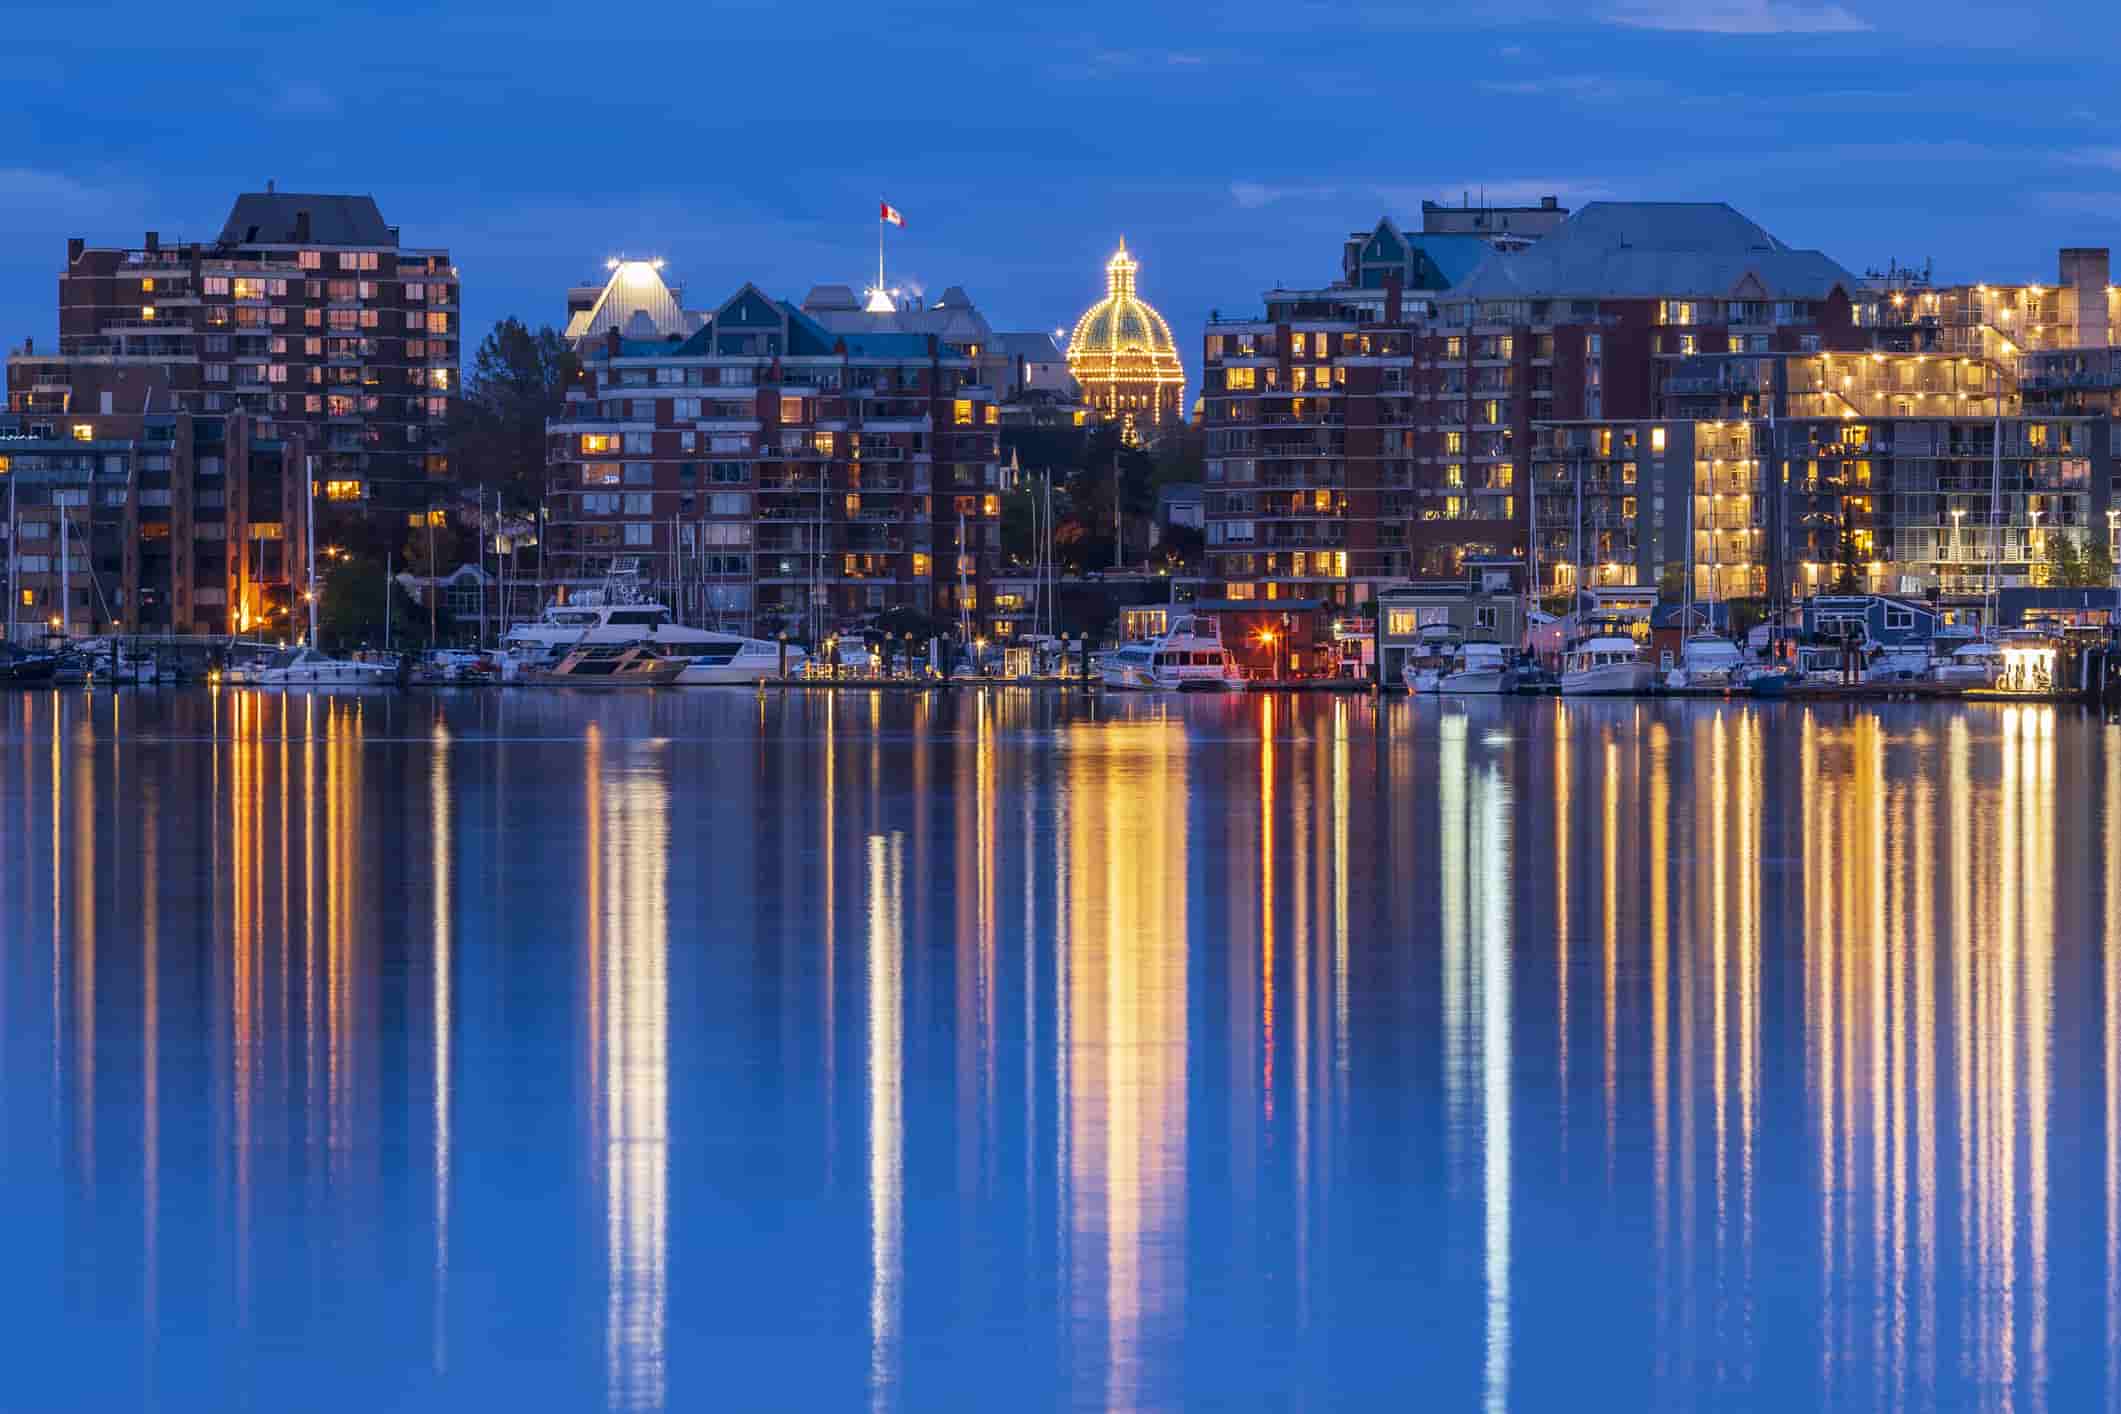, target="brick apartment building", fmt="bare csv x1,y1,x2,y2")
545,262,1002,641
0,410,310,640
6,188,457,514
